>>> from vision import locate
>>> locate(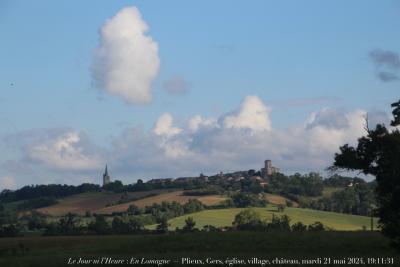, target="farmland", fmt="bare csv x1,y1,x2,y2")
37,191,292,216
37,190,171,216
97,191,227,214
265,193,299,207
163,206,378,231
34,190,227,216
